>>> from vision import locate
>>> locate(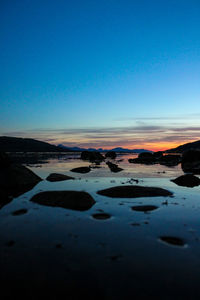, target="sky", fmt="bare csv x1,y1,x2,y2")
0,0,200,151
